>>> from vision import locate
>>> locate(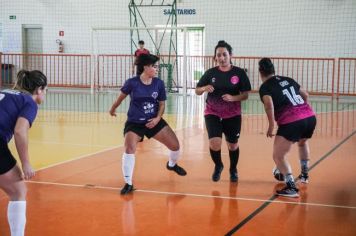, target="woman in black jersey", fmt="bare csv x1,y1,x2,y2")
195,40,251,182
258,58,317,198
